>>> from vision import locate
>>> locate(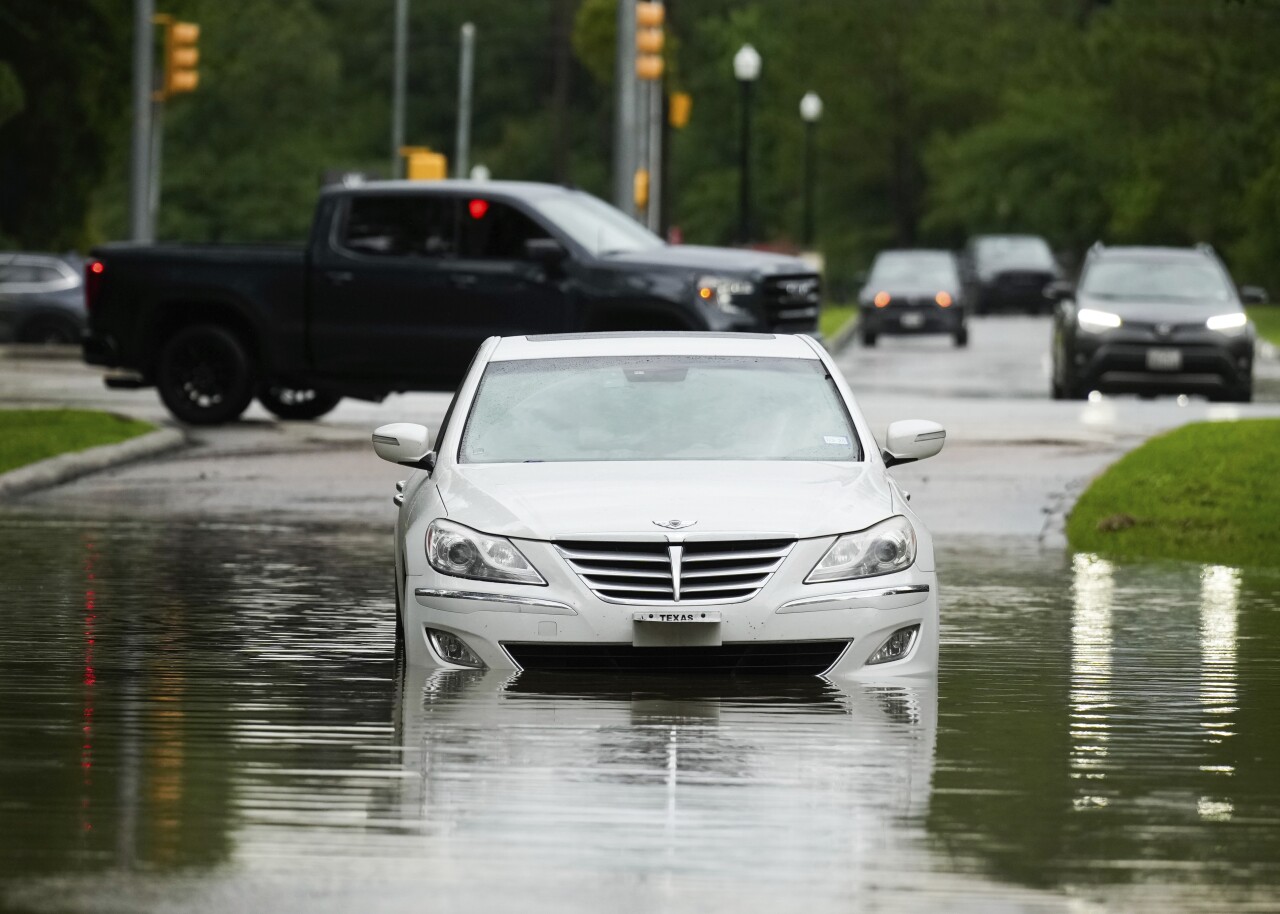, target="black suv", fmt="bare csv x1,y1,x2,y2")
1050,244,1261,402
962,234,1062,314
856,249,967,347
